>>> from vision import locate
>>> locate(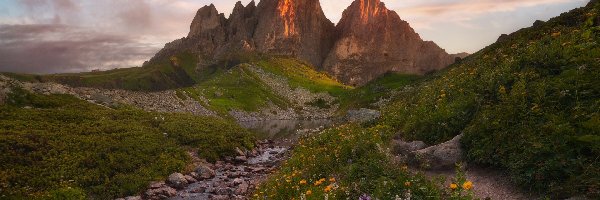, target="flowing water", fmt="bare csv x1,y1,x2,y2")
239,119,334,141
